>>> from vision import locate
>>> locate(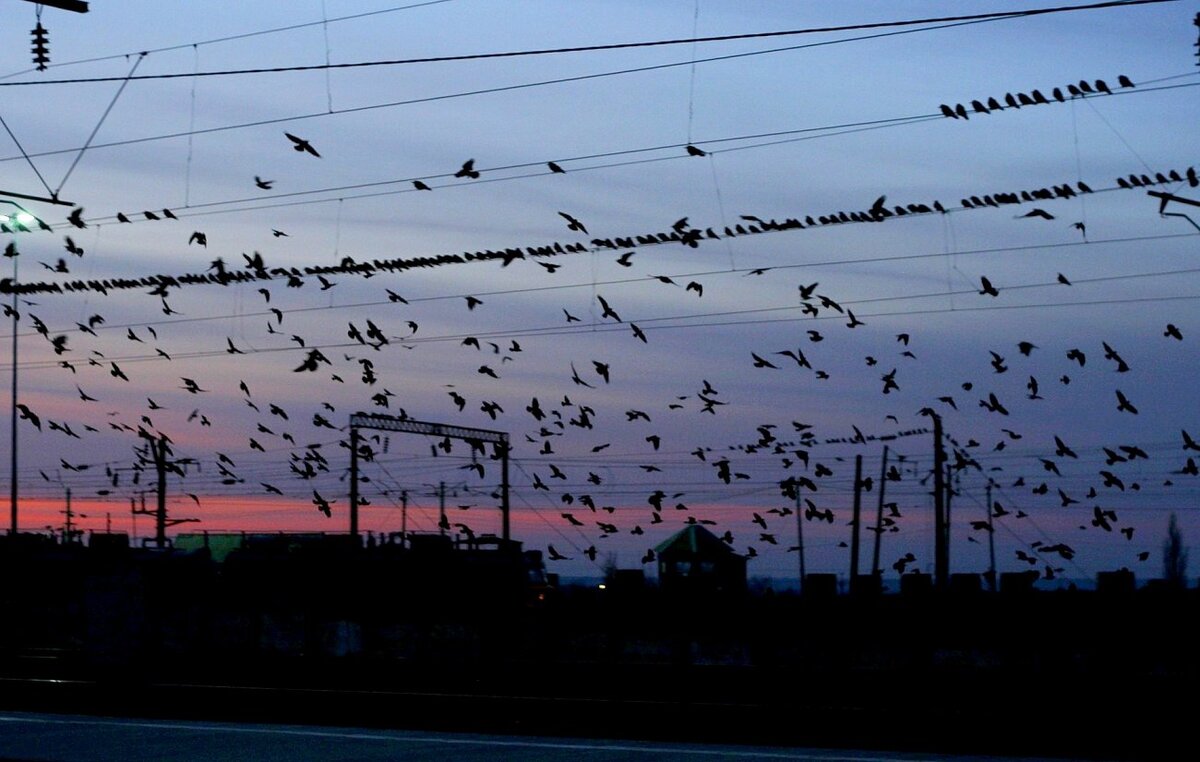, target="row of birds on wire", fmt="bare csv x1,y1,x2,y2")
938,74,1136,120
7,149,1199,298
